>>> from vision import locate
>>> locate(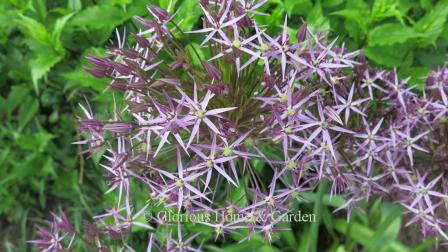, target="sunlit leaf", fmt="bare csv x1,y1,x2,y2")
368,23,416,45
